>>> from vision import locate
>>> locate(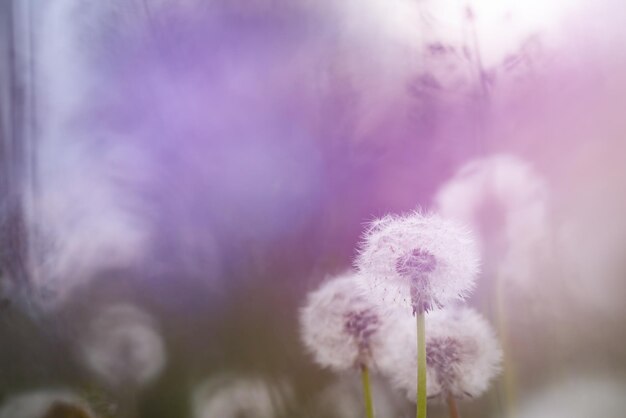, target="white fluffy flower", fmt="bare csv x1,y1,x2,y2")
0,389,94,418
300,272,388,371
434,154,549,287
379,307,501,402
79,304,166,388
355,211,479,312
191,374,293,418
